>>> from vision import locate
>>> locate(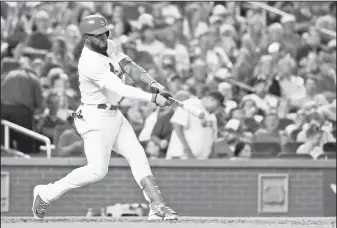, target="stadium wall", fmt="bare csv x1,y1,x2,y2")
1,158,336,217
